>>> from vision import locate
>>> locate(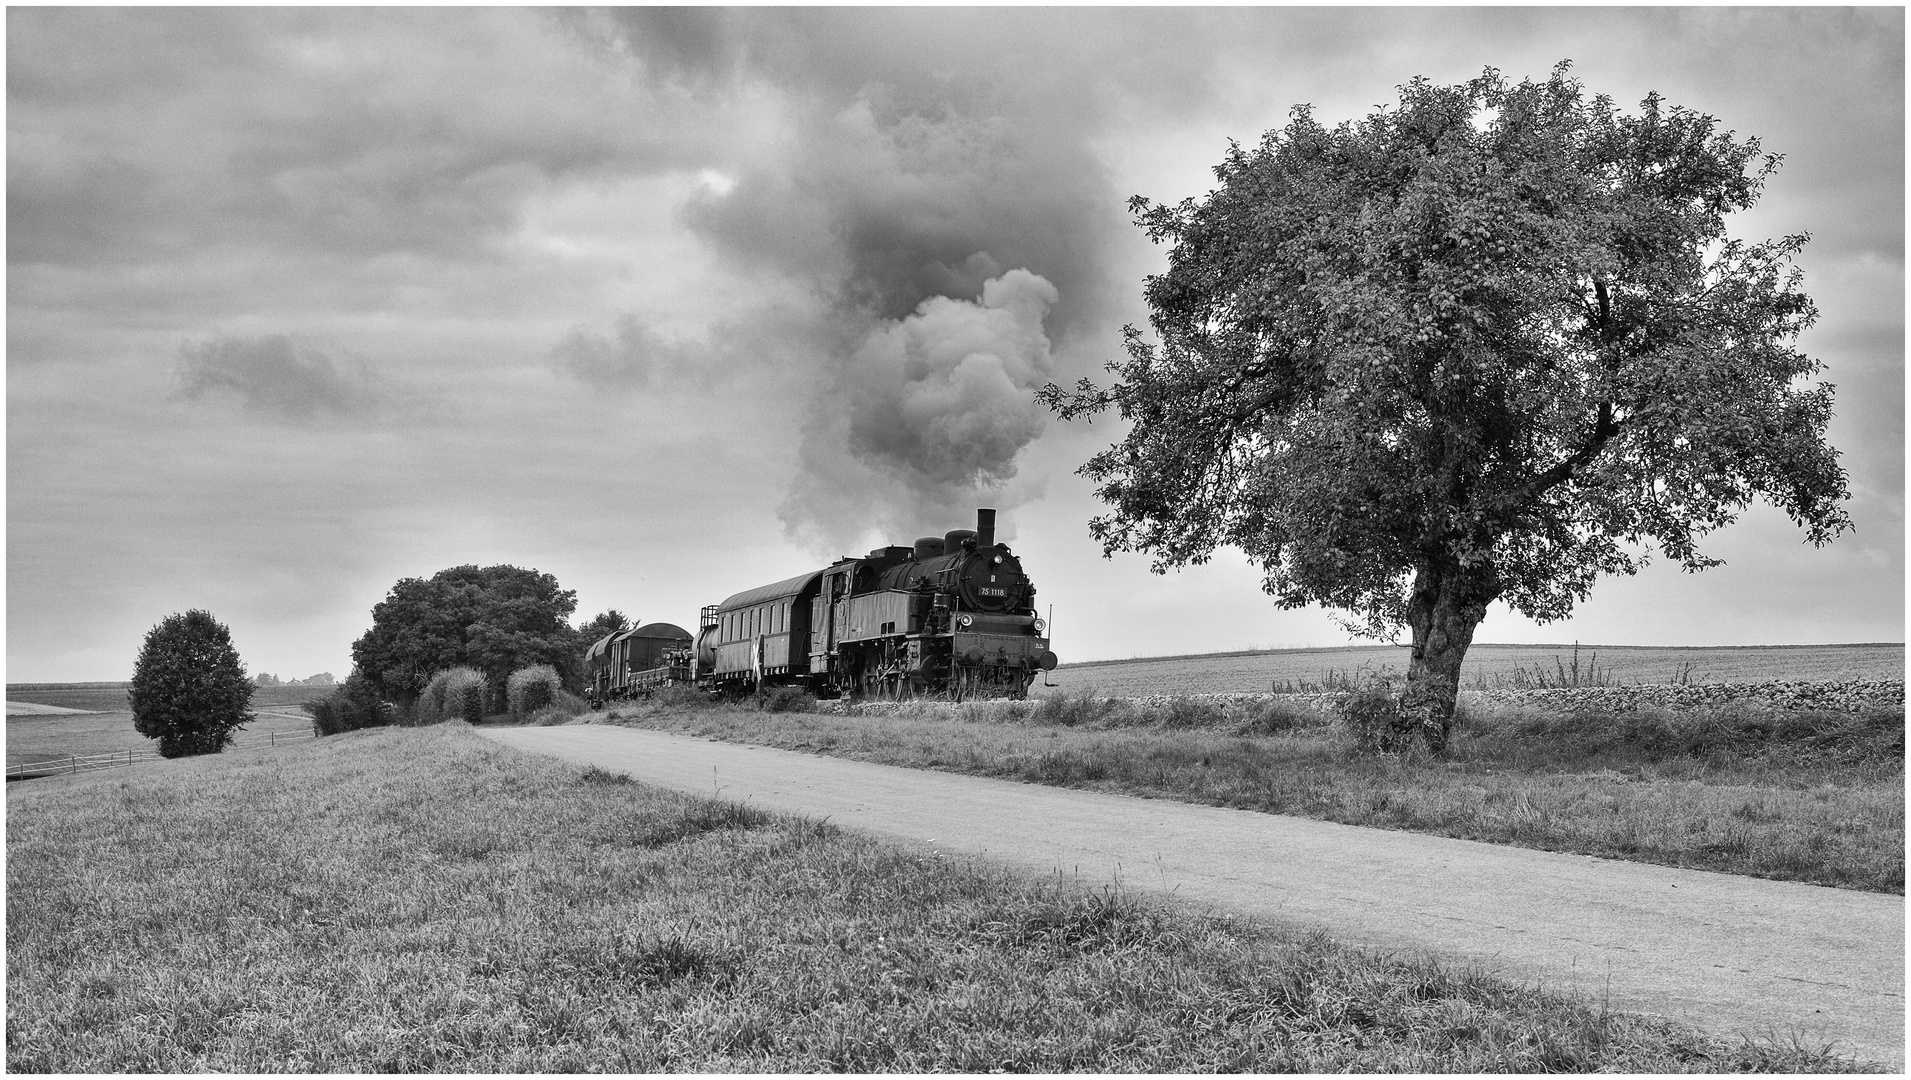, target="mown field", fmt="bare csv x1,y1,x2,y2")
6,711,314,769
7,724,1871,1072
5,682,334,713
1045,642,1905,698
